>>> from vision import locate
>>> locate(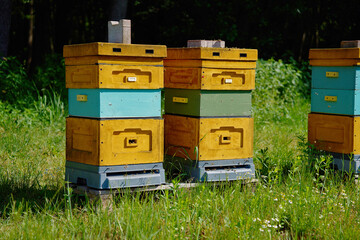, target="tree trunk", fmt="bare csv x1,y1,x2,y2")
0,0,12,57
110,0,128,21
27,0,34,70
